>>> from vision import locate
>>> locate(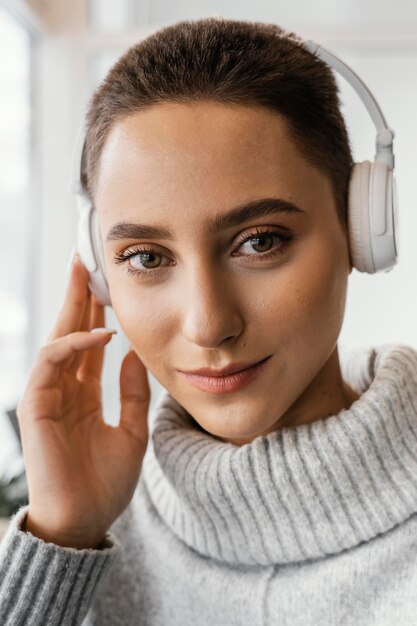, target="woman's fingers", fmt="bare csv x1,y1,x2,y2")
23,331,114,396
48,255,89,342
119,349,150,446
77,294,108,380
67,288,93,375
